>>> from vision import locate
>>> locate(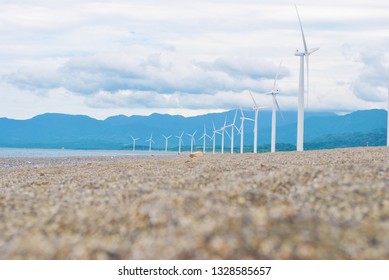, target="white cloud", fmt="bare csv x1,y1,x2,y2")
0,0,388,119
